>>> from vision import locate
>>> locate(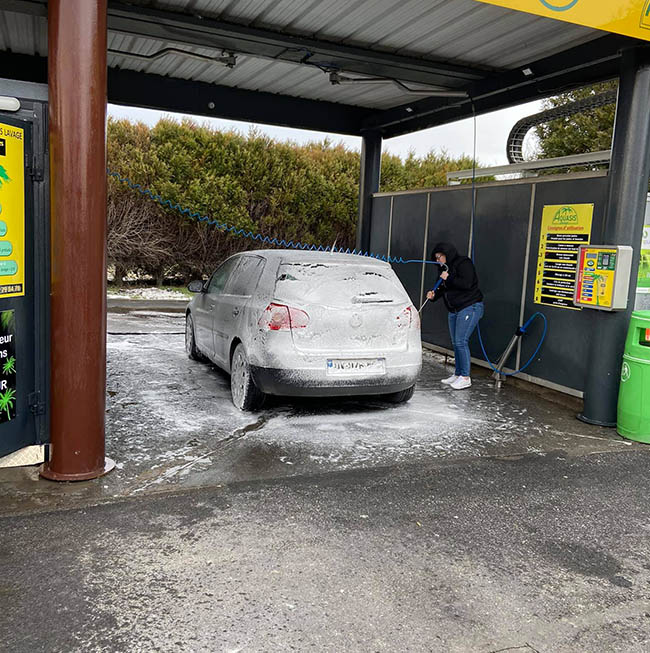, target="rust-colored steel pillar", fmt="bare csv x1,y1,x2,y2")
41,0,114,481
